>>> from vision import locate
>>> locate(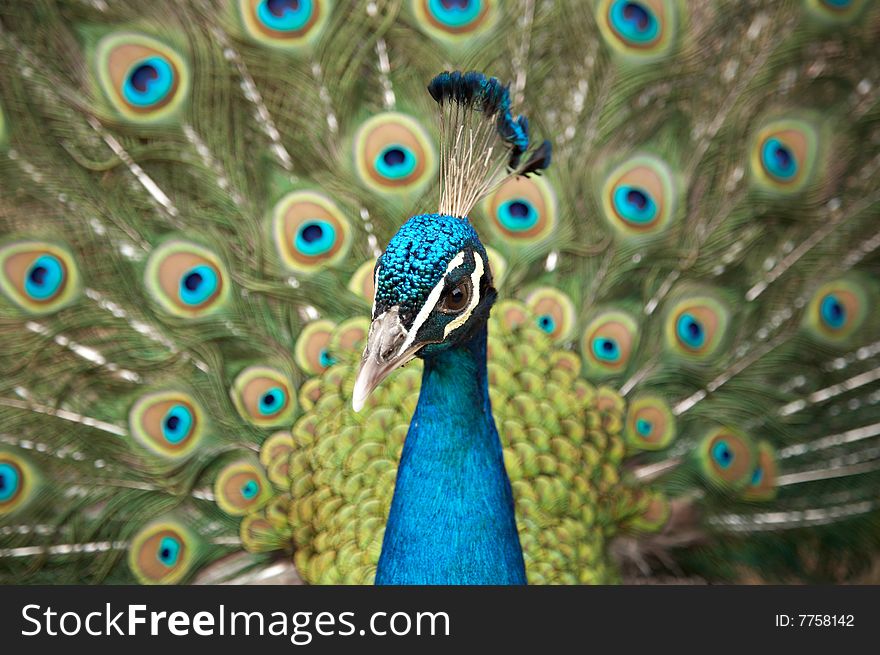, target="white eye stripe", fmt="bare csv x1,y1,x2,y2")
371,263,379,318
399,250,466,353
443,251,483,338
